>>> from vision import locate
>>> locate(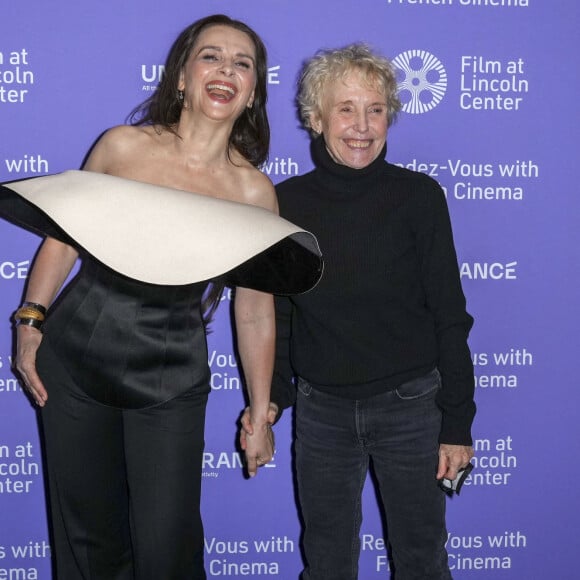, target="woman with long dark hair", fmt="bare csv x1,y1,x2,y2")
1,14,321,579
